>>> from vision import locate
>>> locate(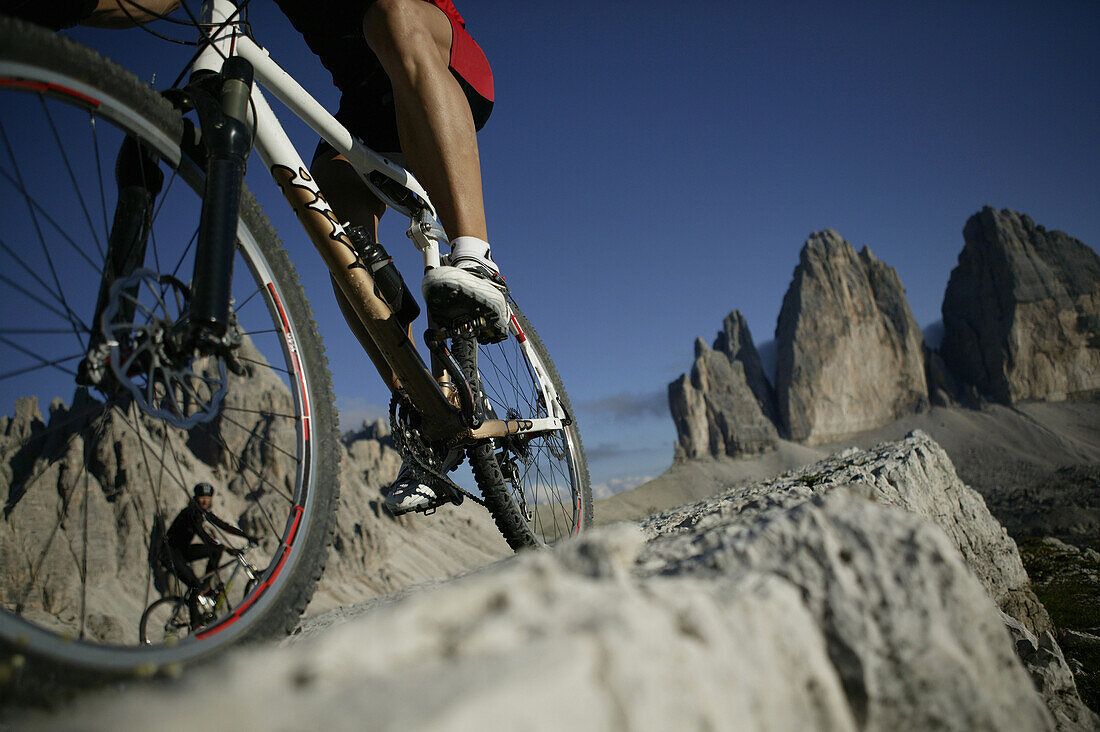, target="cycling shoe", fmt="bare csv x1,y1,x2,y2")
423,264,509,344
385,464,450,516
